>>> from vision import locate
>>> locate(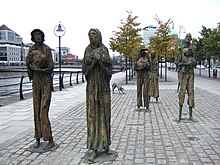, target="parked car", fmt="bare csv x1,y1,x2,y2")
196,65,205,69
